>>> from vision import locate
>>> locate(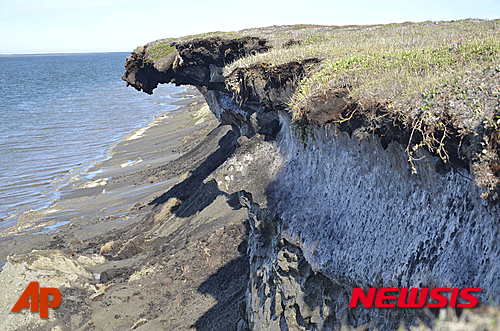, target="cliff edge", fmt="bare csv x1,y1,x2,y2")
123,20,500,330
